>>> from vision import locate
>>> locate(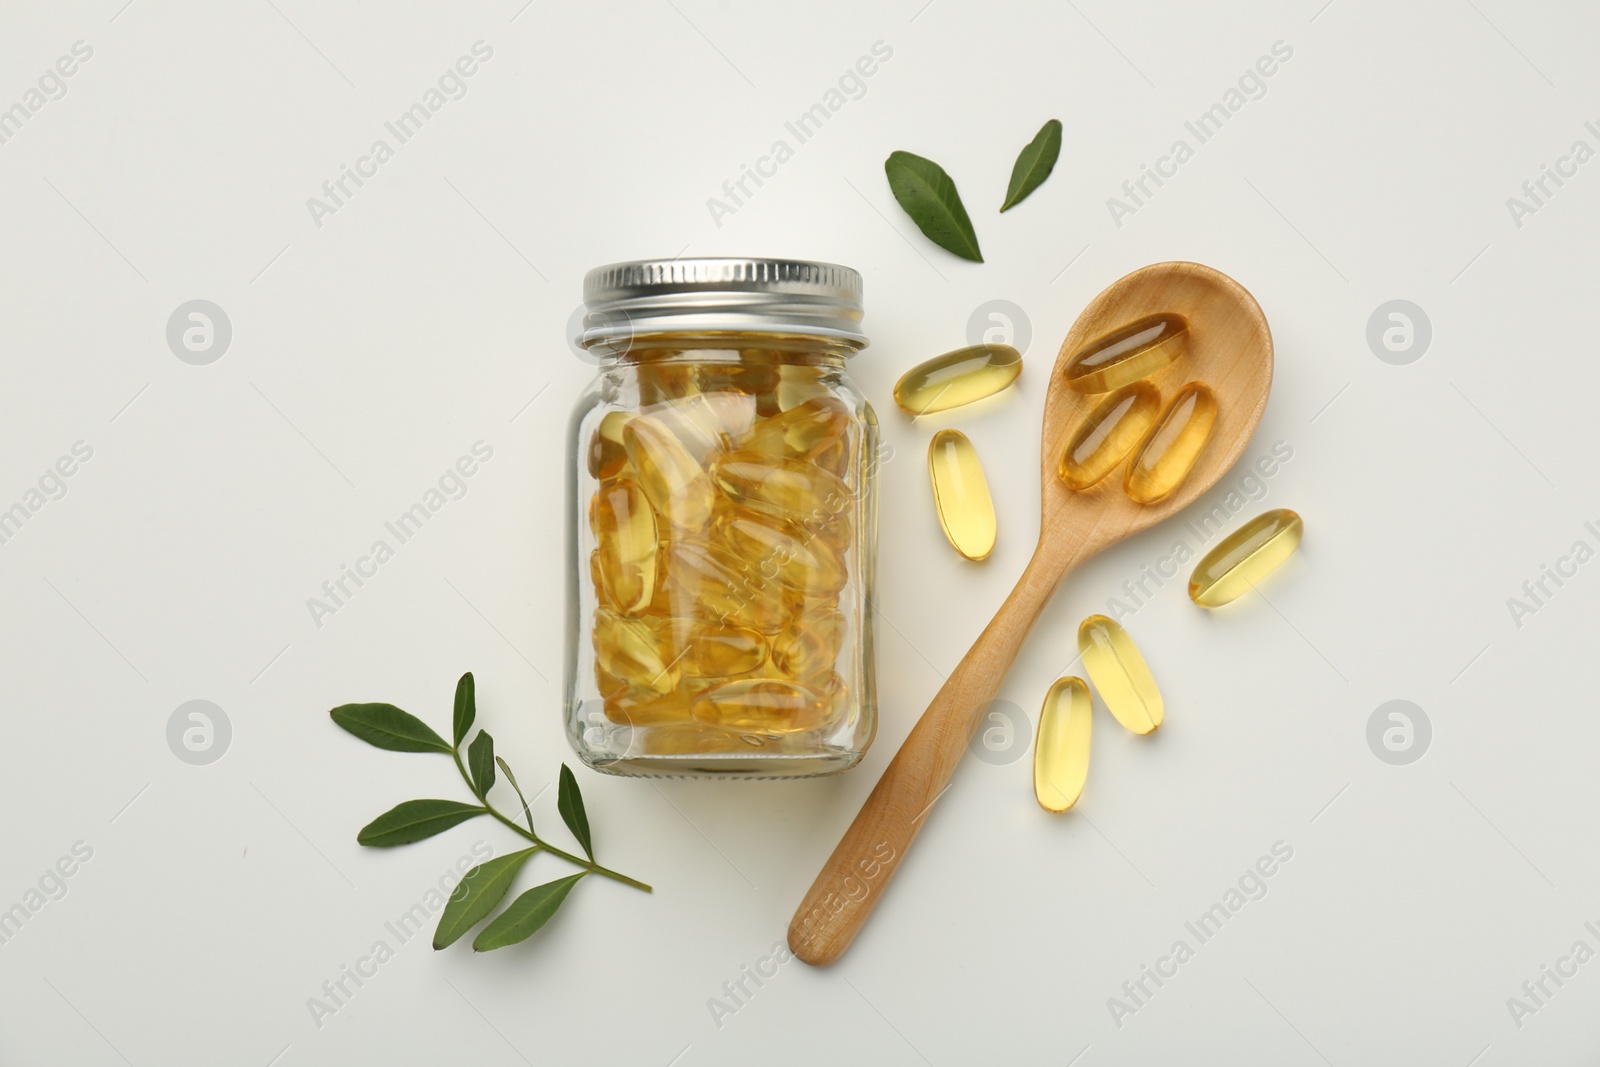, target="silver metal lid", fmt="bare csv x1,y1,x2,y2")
579,257,867,350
